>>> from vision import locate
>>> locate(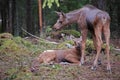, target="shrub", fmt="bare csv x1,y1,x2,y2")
59,30,81,38
57,40,74,49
